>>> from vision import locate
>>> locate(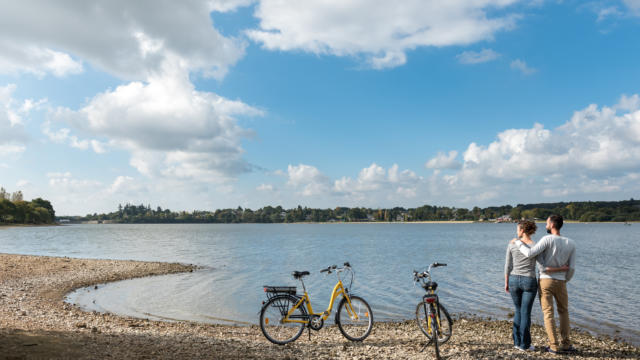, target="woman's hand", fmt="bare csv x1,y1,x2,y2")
545,265,570,273
505,282,509,293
